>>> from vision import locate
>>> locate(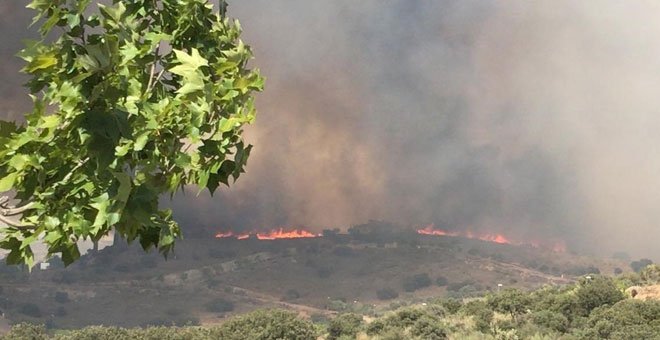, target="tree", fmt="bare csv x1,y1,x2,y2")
575,276,625,316
402,273,432,292
630,259,653,273
327,313,364,340
487,288,531,322
0,0,263,266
